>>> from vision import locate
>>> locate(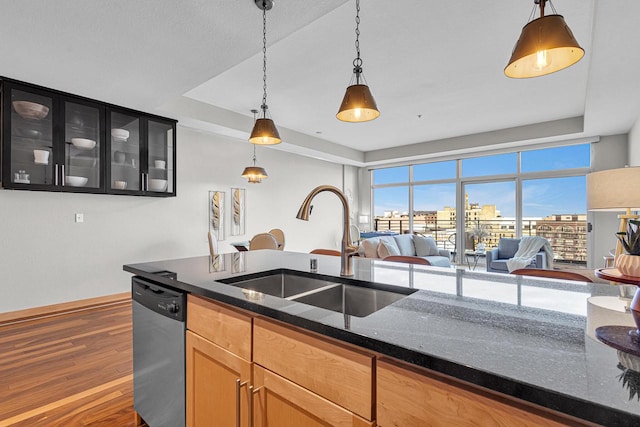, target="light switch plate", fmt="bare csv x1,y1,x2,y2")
75,213,84,223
